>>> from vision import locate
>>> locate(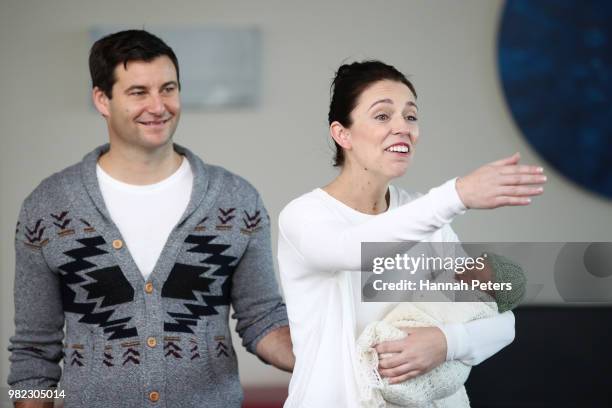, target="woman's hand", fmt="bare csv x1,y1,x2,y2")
375,326,447,384
456,152,547,209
